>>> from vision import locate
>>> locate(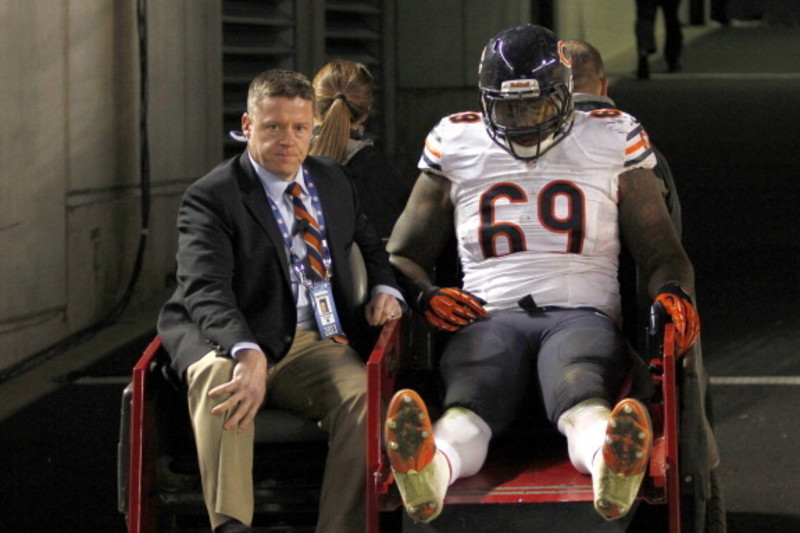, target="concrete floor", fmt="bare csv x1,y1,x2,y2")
1,22,799,533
